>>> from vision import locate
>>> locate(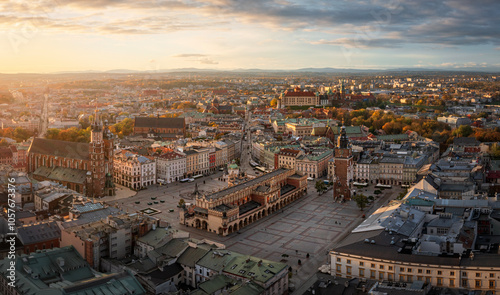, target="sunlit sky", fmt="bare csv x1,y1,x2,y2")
1,0,499,73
